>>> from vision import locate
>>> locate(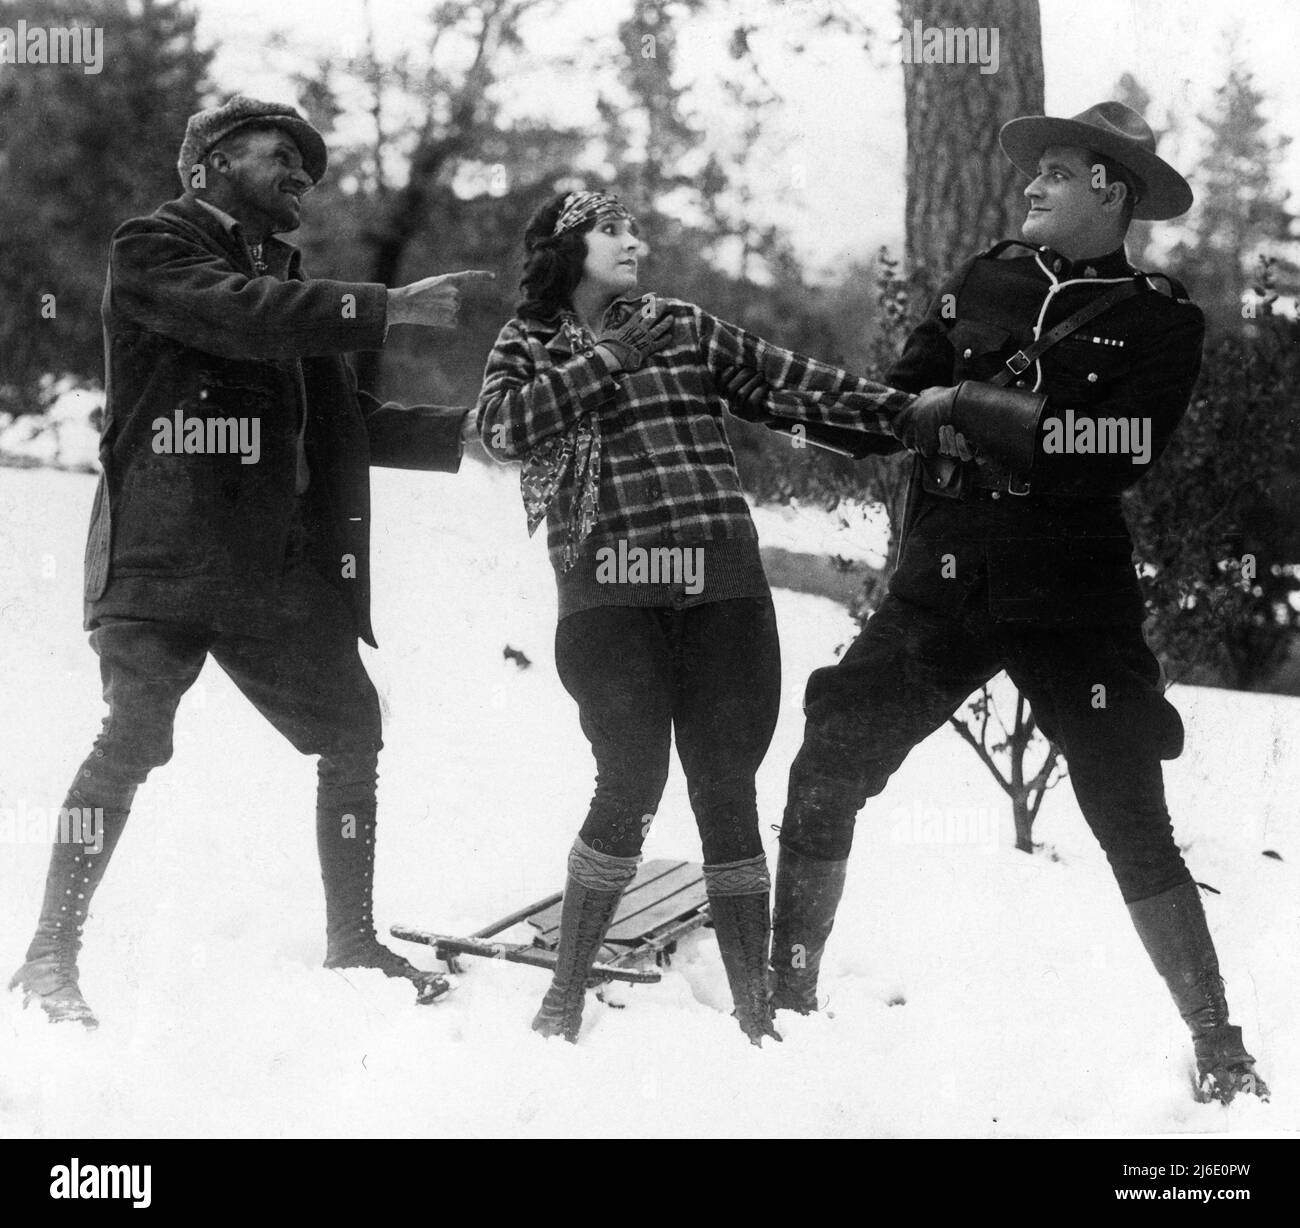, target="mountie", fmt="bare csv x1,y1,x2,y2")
151,410,261,464
594,539,704,594
1041,408,1152,464
49,1158,151,1209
